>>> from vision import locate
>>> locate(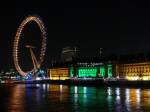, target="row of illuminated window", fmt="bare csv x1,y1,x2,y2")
120,68,150,73
126,74,150,76
121,65,150,68
121,63,150,66
48,69,69,77
50,74,69,76
78,68,98,77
